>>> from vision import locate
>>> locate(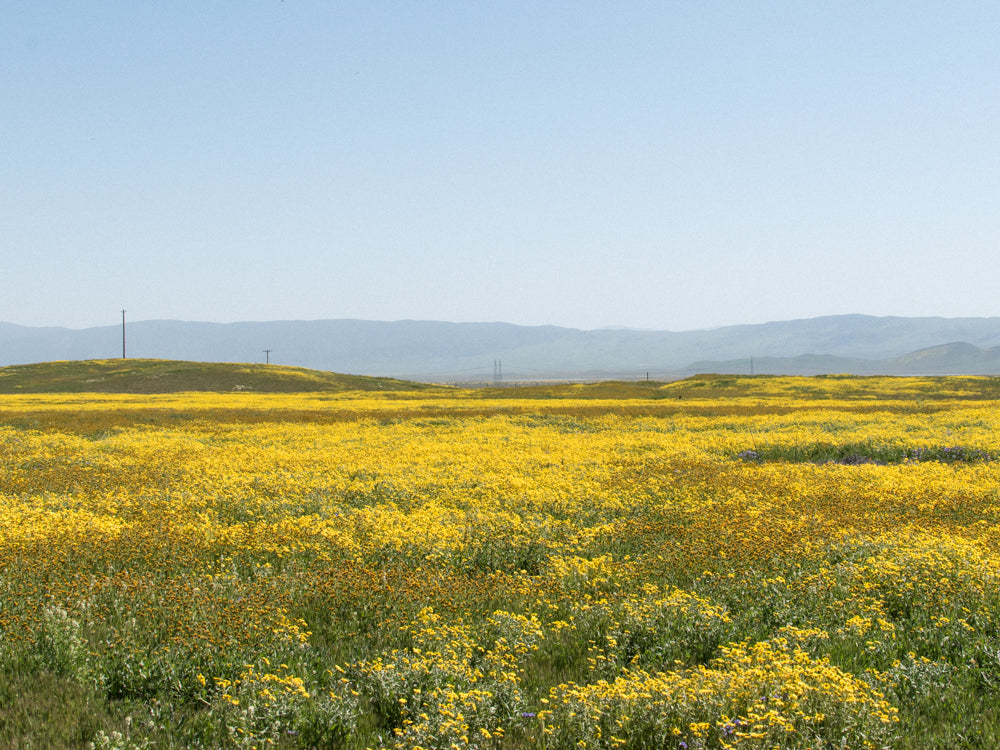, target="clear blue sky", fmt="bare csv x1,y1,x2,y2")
4,2,999,331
